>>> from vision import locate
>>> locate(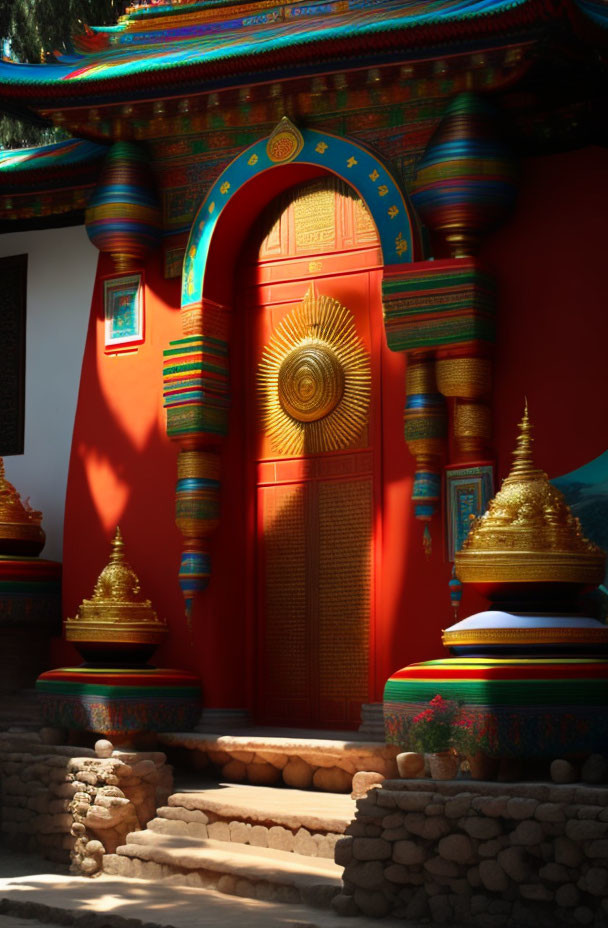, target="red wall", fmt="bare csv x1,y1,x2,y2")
58,255,186,671
486,146,608,478
59,146,608,711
